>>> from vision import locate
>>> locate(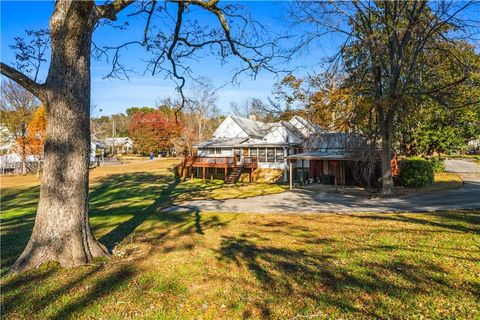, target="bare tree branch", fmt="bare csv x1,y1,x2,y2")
94,0,135,21
0,62,45,100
